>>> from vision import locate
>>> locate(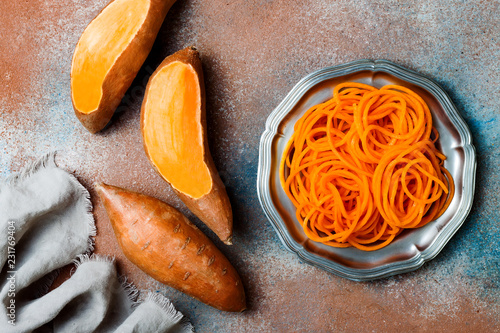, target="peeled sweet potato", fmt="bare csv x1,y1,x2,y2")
71,0,176,133
95,183,246,312
141,47,234,244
